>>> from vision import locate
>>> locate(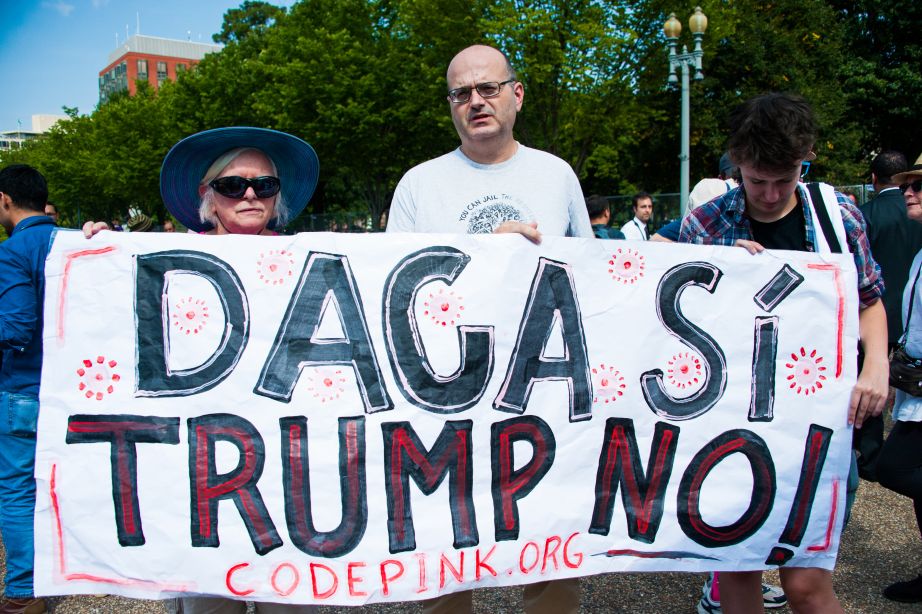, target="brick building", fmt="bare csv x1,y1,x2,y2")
99,34,221,103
